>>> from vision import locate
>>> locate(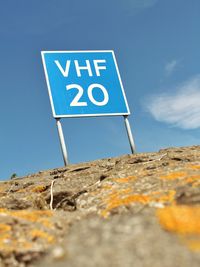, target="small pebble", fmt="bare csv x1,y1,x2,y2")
52,246,66,260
